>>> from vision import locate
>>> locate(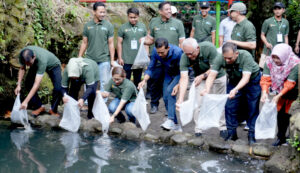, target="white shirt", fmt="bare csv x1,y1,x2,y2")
219,17,236,45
